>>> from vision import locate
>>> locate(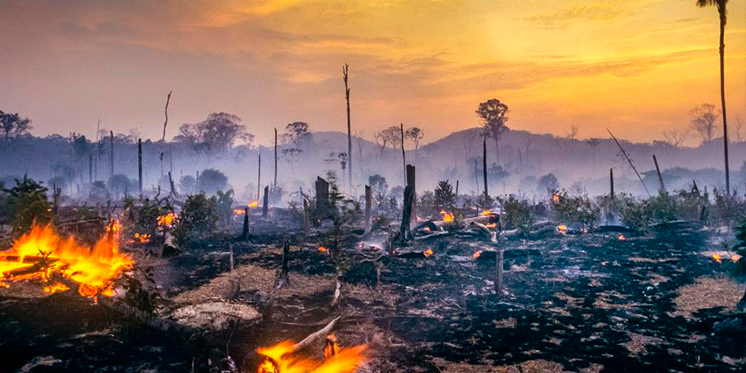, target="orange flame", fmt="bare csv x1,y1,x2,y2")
157,212,176,228
423,249,433,258
318,247,328,253
0,224,133,297
552,194,560,203
473,250,482,258
732,254,742,263
324,334,339,360
235,209,246,215
617,234,626,241
249,201,259,208
480,210,491,216
257,340,365,373
712,253,722,263
557,225,567,233
439,210,454,223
